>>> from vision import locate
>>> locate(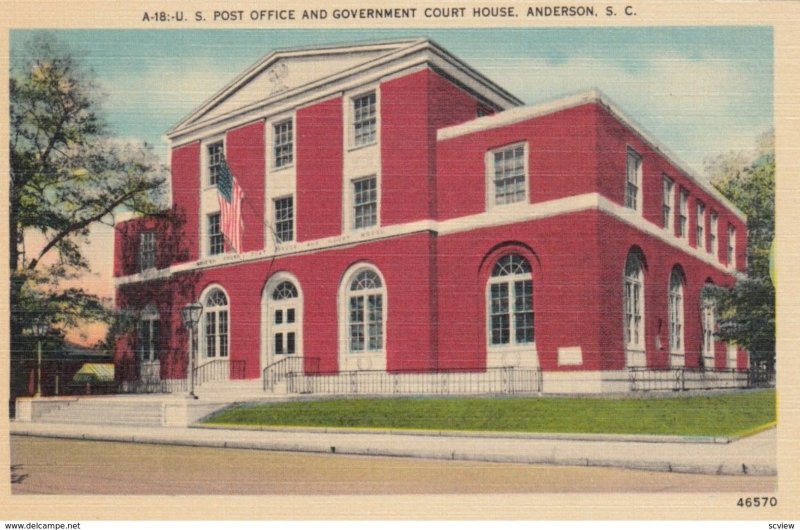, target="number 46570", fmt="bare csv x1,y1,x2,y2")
737,497,777,507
